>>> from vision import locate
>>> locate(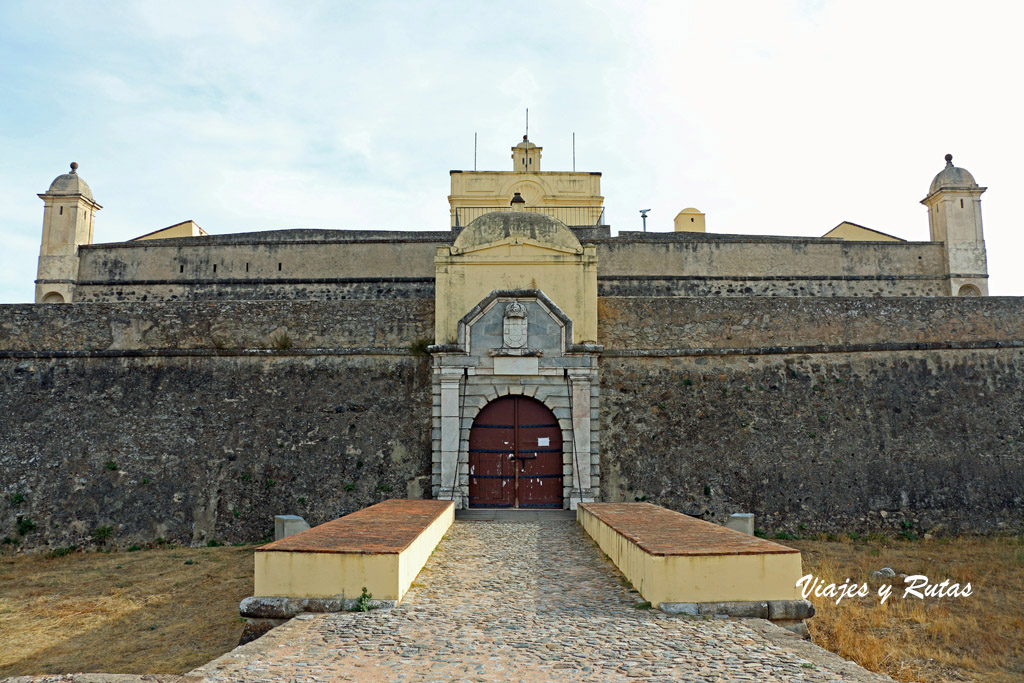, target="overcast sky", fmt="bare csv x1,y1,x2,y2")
2,0,1022,303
